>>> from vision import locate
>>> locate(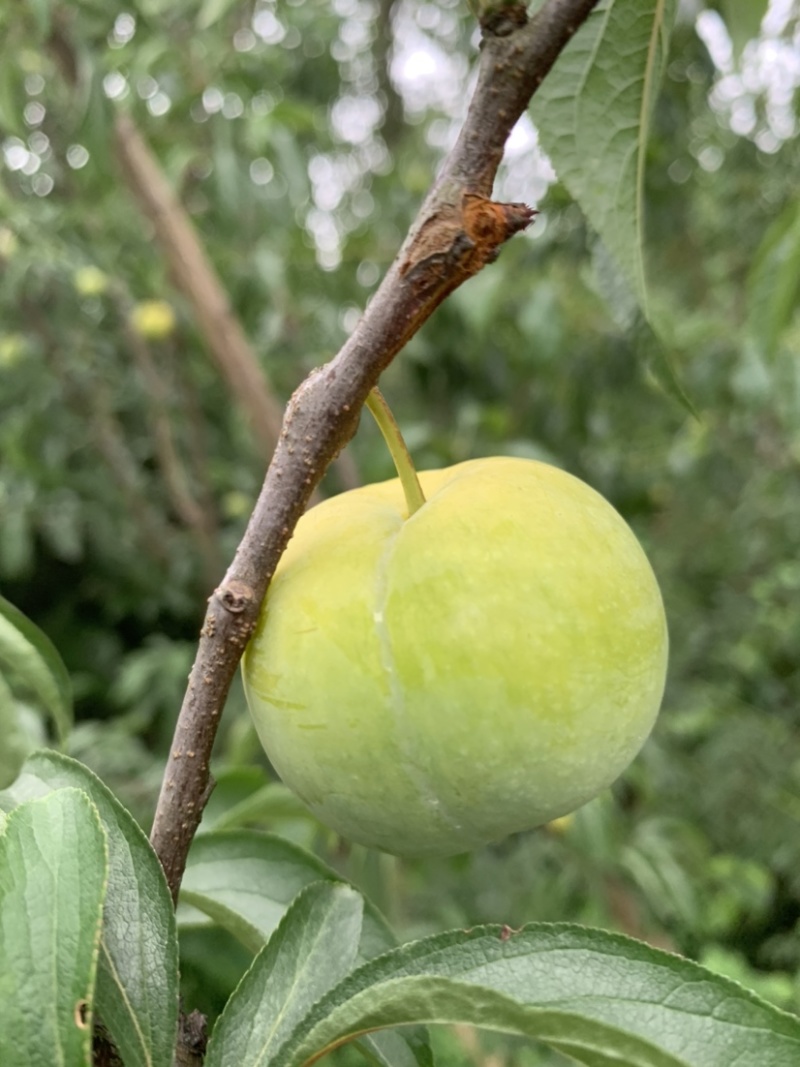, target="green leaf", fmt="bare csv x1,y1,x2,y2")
589,242,695,412
271,923,800,1067
182,832,432,1067
622,836,699,931
0,672,30,787
199,768,312,834
746,198,800,360
0,751,179,1067
359,1028,434,1067
206,882,364,1067
181,830,394,961
195,766,272,830
531,0,677,315
0,594,72,743
0,788,108,1067
720,0,768,60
